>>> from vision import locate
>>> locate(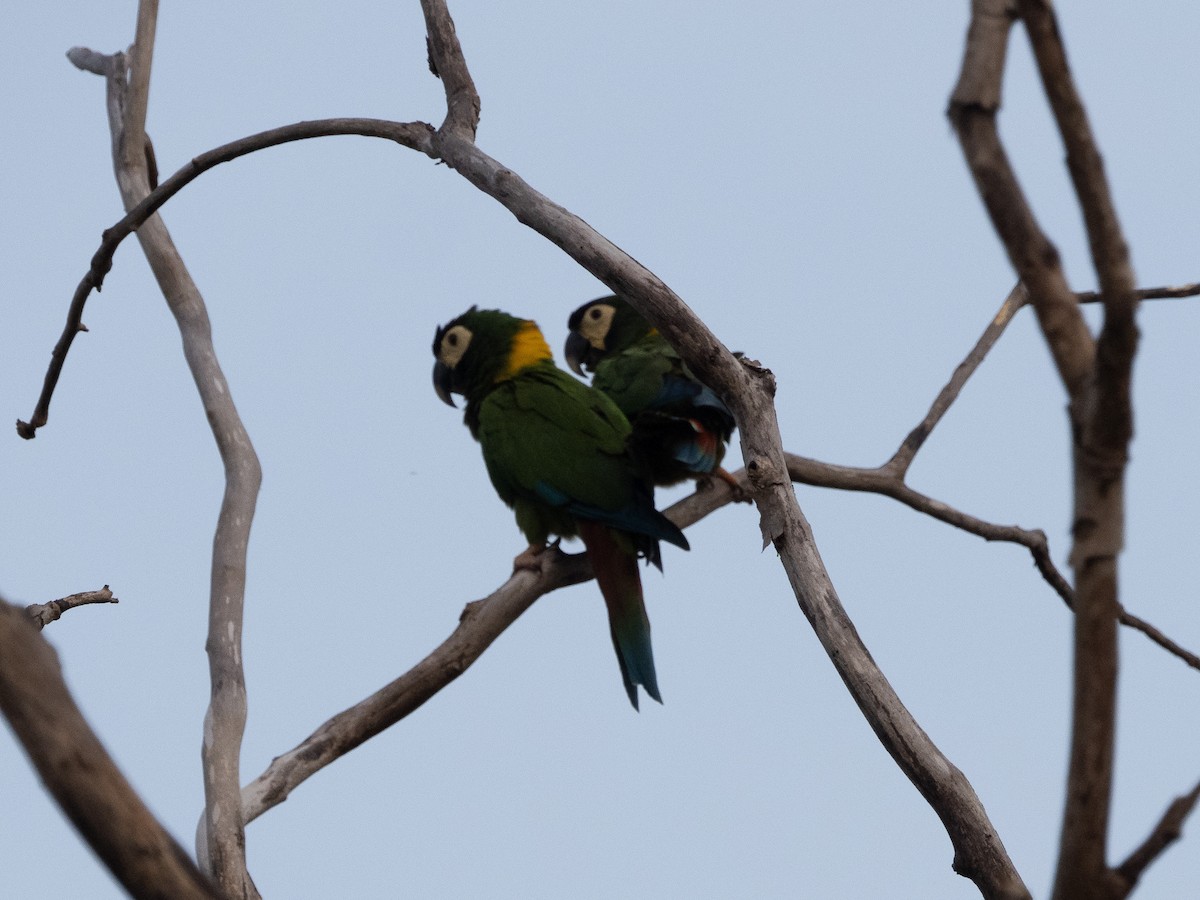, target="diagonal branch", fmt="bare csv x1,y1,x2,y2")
238,446,1200,831
887,283,1026,476
422,108,1033,900
885,279,1196,479
1115,780,1200,891
25,586,118,630
0,598,221,900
